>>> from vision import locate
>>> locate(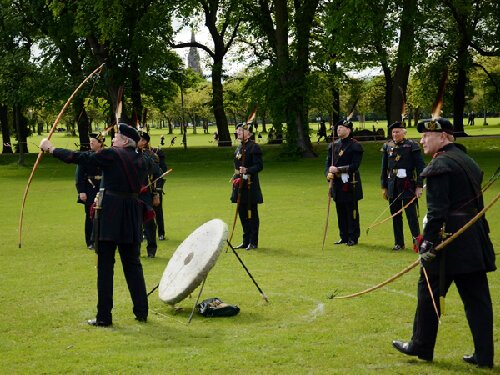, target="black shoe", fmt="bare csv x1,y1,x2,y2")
463,353,493,369
87,244,94,250
347,240,357,246
392,340,432,362
135,316,147,323
392,244,405,251
234,243,248,249
147,254,155,258
87,318,112,327
334,240,347,245
463,354,477,365
158,235,165,241
246,244,257,250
